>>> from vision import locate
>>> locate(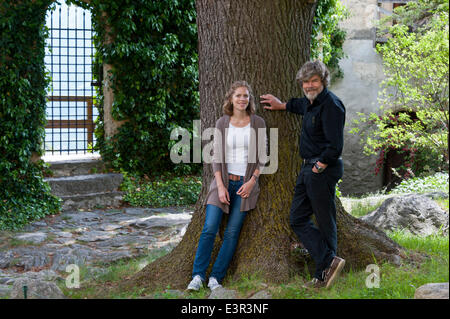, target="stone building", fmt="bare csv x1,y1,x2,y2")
330,0,408,196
